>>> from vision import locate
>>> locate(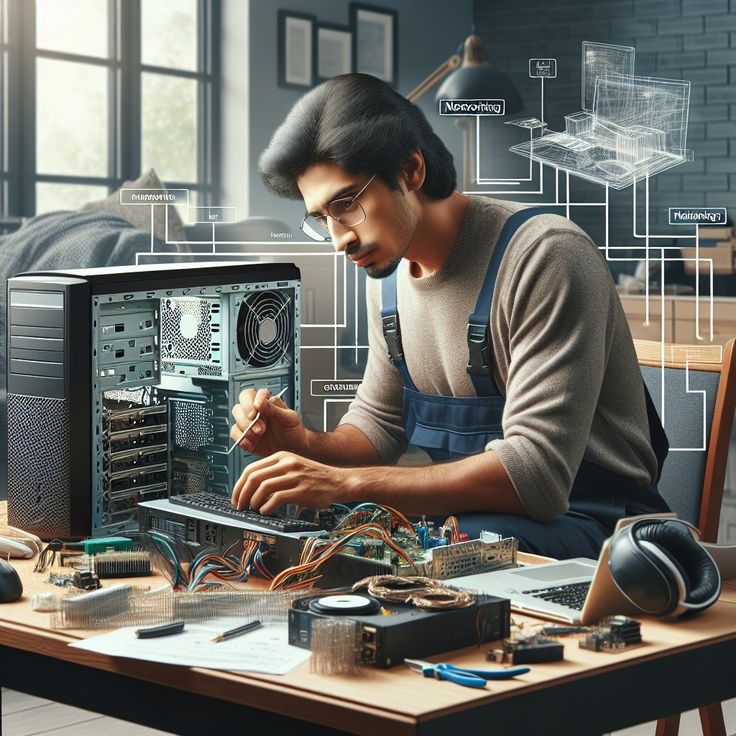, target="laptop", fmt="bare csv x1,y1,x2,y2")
447,513,677,624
